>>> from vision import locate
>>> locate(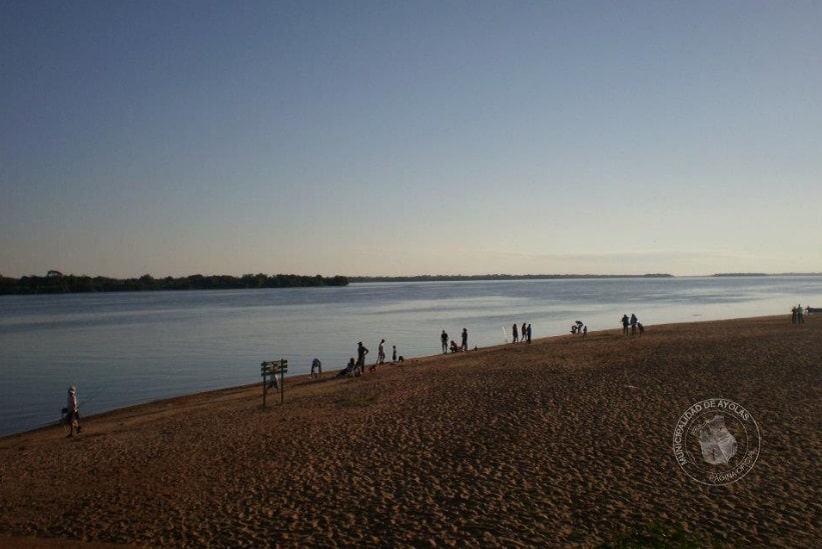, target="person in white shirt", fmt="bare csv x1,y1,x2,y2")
66,386,81,437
